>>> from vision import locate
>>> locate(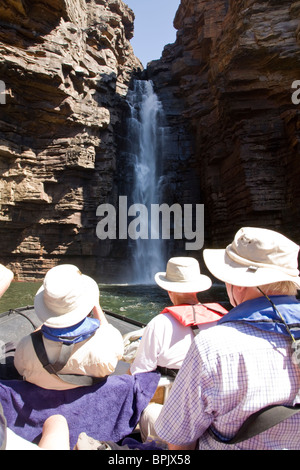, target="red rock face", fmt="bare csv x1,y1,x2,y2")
1,0,300,281
149,0,300,248
0,0,142,280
